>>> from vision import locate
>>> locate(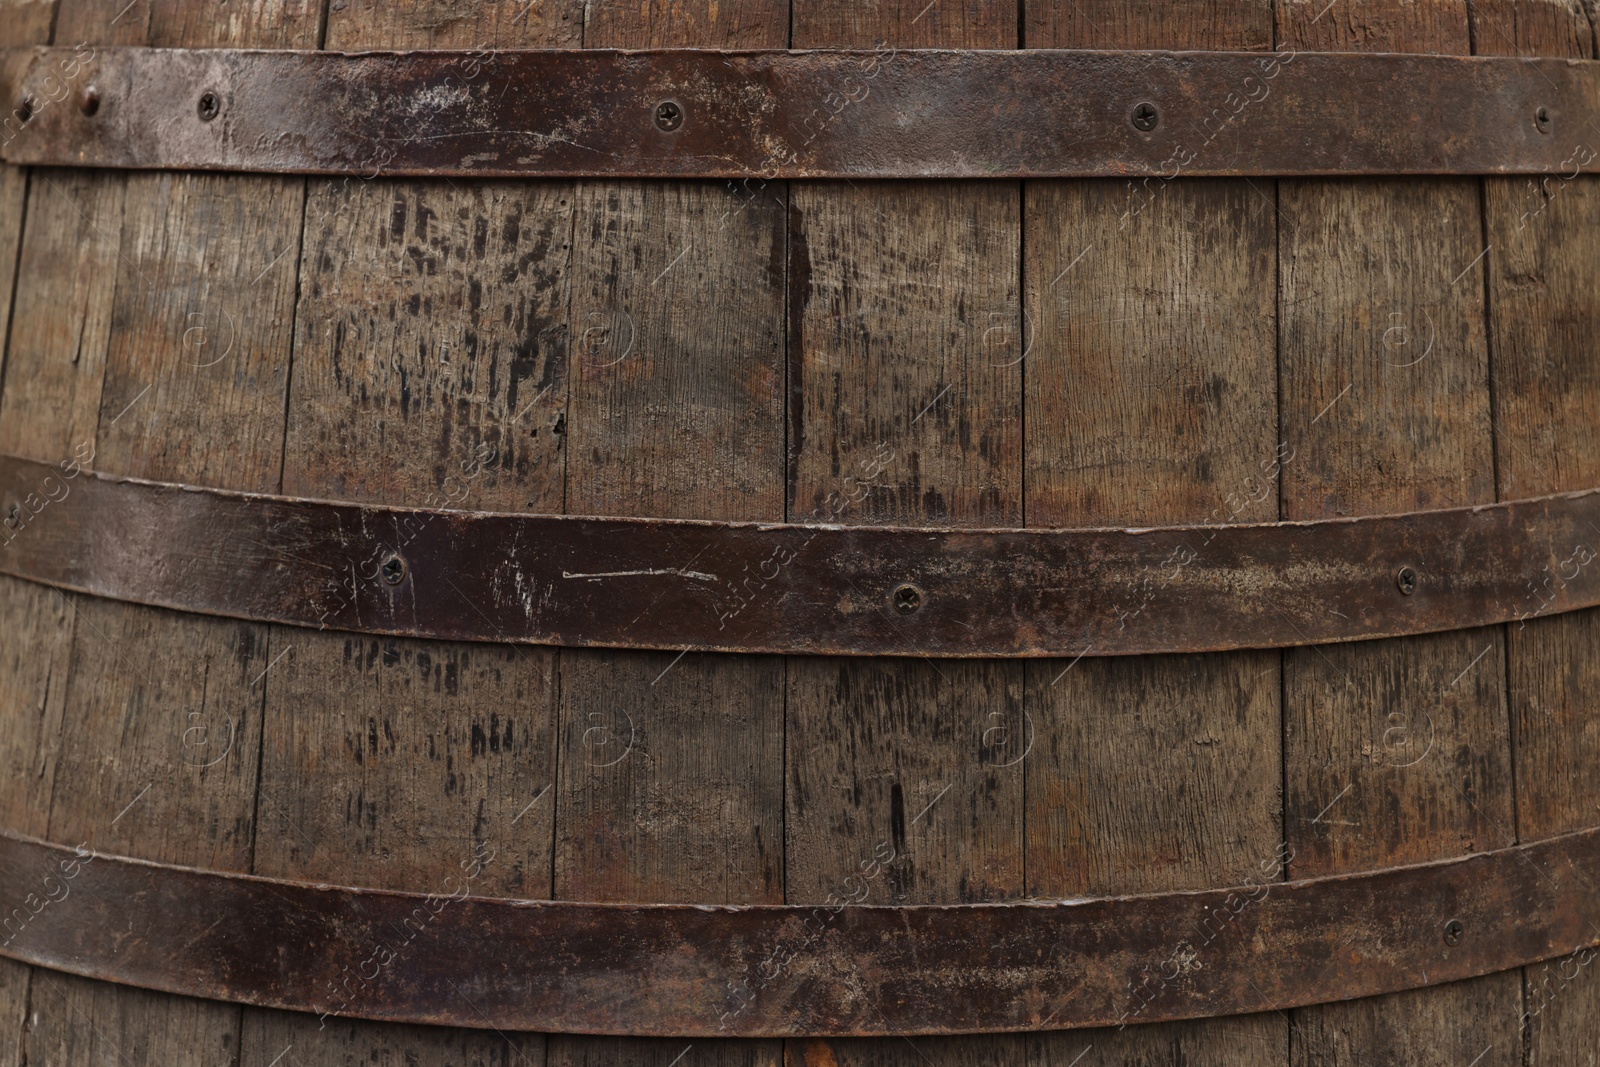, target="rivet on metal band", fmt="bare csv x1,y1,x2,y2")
2,47,1597,179
0,453,1596,658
